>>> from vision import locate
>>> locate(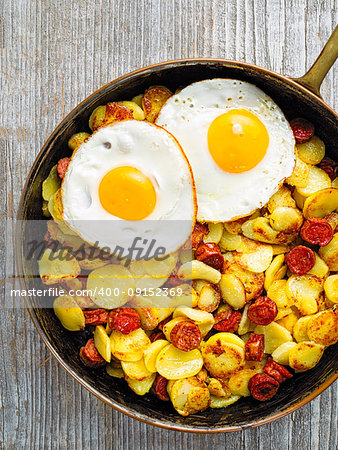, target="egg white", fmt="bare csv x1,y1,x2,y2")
156,78,296,222
62,120,196,254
